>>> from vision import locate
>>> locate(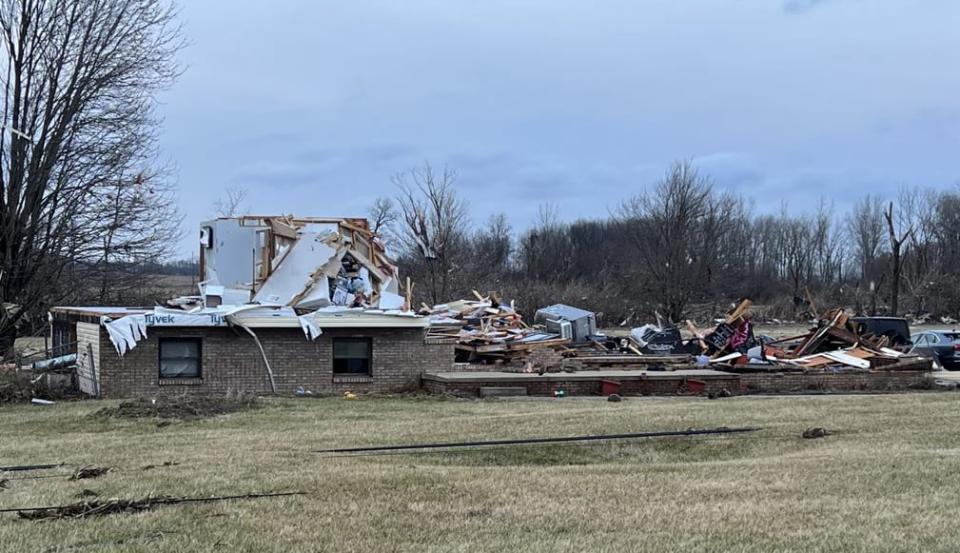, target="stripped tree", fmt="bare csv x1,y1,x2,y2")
0,0,184,352
884,197,914,316
394,163,467,305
